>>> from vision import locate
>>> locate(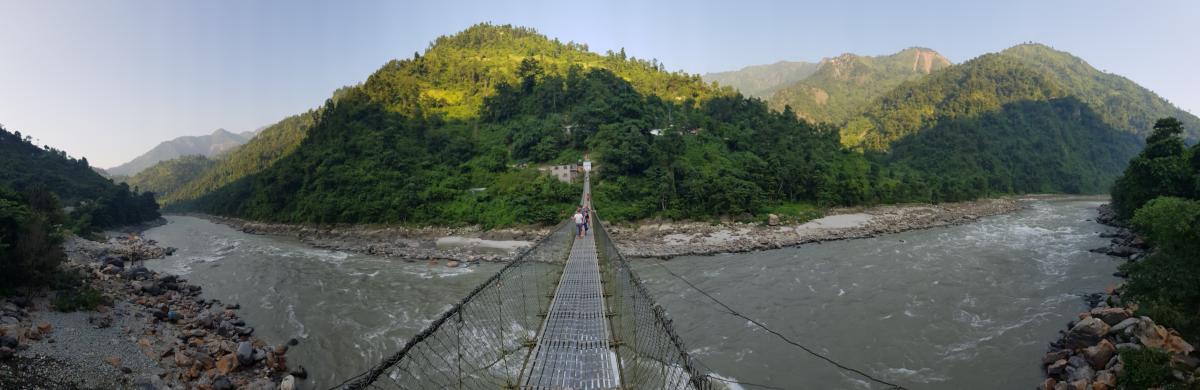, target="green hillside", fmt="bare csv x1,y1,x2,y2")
0,126,159,232
842,52,1066,149
124,155,216,201
702,61,821,99
999,43,1200,141
158,23,730,209
842,44,1200,150
879,97,1143,201
768,48,952,124
161,111,317,205
157,26,1170,226
180,24,869,225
